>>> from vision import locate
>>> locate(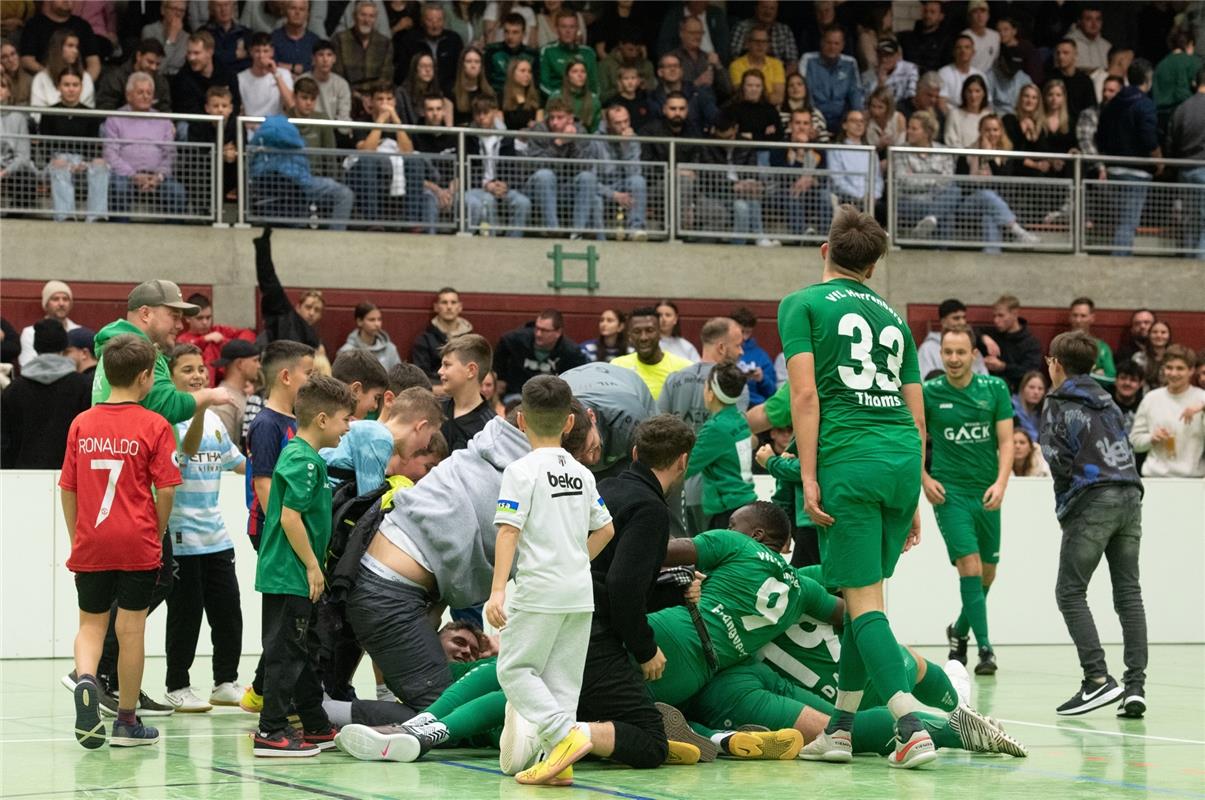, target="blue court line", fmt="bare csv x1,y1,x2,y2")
437,760,658,800
964,760,1205,798
210,766,364,800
